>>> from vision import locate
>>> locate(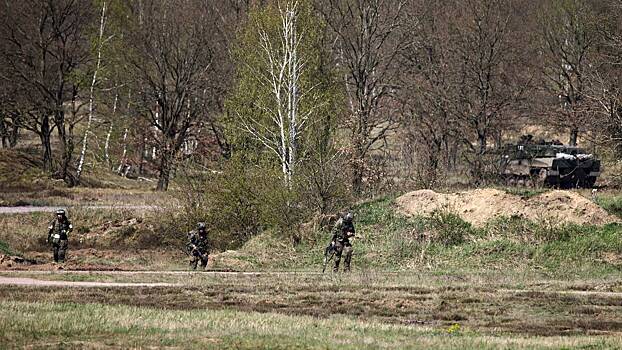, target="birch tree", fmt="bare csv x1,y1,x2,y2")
76,0,110,181
231,0,329,187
